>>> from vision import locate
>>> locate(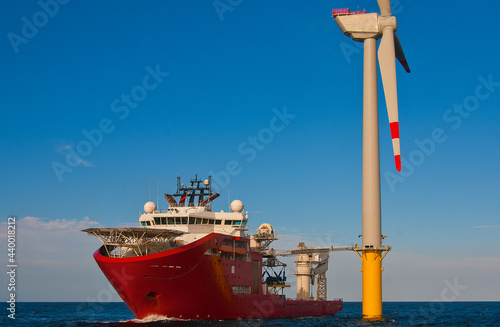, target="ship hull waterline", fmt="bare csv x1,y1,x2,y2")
93,233,343,320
